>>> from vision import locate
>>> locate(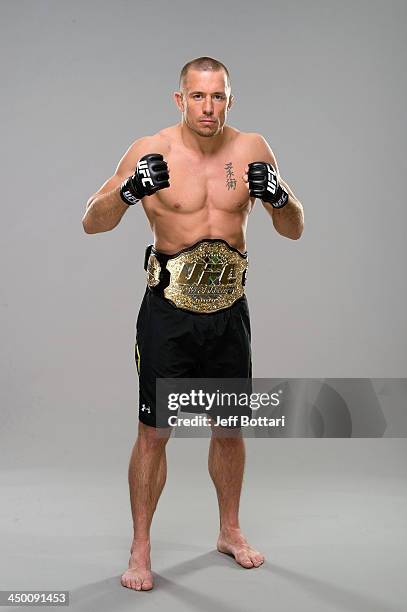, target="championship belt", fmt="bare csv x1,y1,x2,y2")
144,239,248,314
